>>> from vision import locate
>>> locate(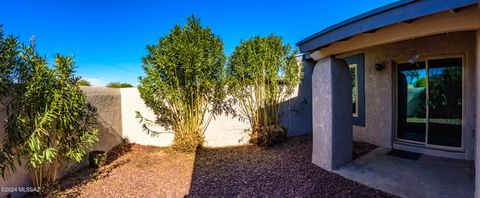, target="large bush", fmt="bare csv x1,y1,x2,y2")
137,16,227,152
0,26,98,188
227,35,302,146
